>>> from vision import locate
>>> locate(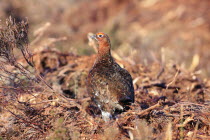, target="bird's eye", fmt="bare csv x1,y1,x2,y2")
98,34,103,38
